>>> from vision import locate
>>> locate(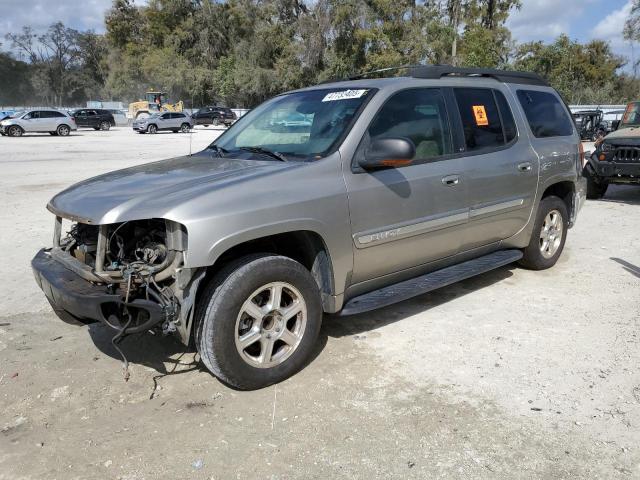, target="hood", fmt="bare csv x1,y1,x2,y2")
48,151,297,224
605,125,640,142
